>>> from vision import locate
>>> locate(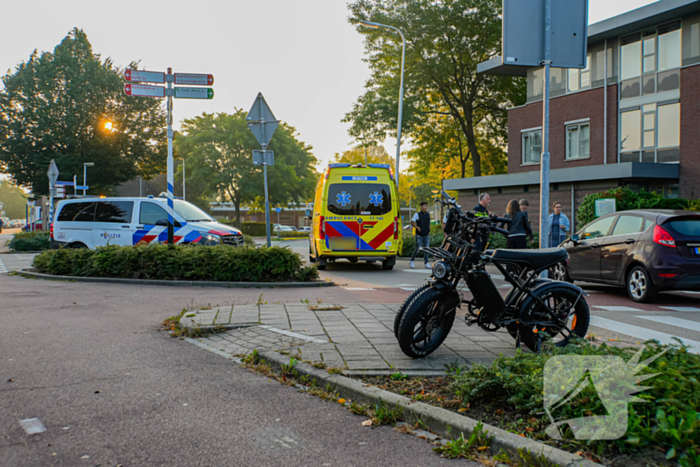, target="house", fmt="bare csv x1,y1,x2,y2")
445,0,700,231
